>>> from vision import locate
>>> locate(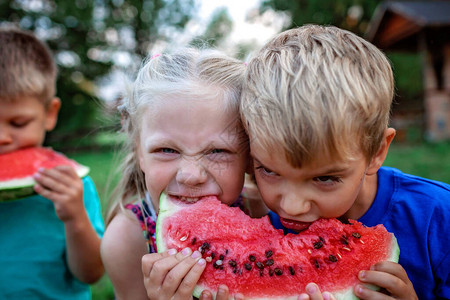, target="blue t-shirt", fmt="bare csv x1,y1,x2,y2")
269,167,450,300
0,176,104,300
